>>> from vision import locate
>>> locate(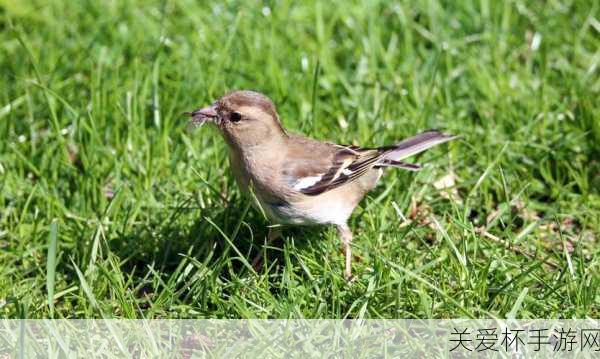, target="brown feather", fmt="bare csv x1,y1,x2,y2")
281,130,455,196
